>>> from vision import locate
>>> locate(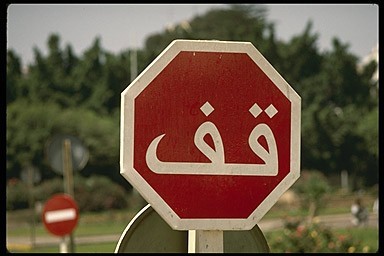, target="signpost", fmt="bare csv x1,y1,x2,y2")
20,164,41,247
120,40,301,252
42,194,79,253
45,134,88,252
